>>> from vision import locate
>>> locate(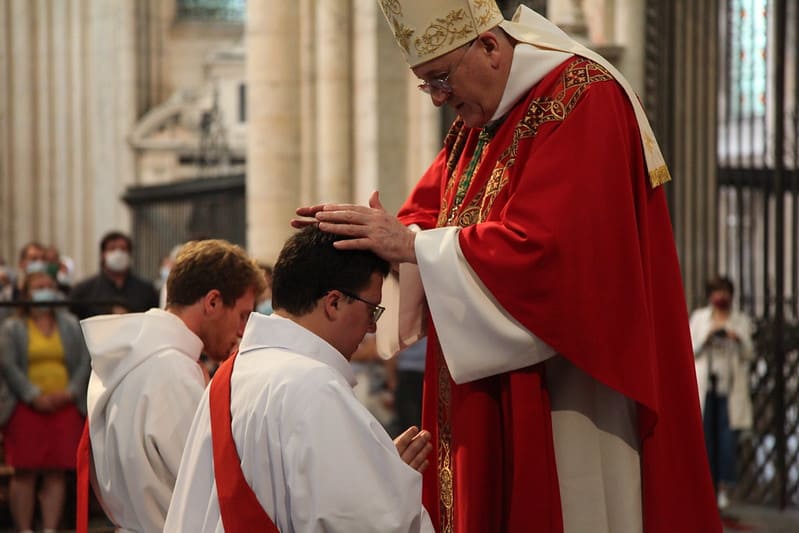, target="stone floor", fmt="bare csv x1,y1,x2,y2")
0,503,796,532
722,503,799,532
